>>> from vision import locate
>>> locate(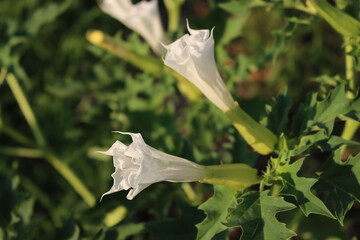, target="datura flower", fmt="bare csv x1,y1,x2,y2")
98,0,167,54
162,21,236,112
99,132,206,200
163,22,278,155
99,132,259,200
